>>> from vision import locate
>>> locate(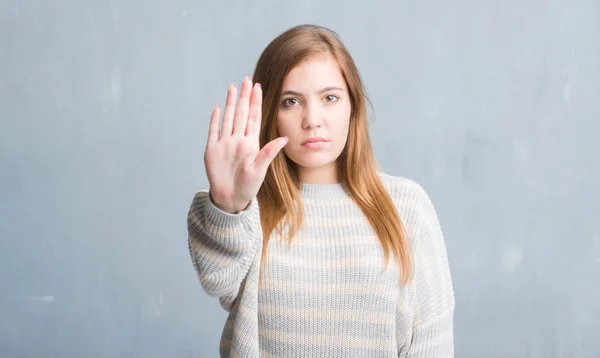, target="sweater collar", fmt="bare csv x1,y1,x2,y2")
299,182,348,199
